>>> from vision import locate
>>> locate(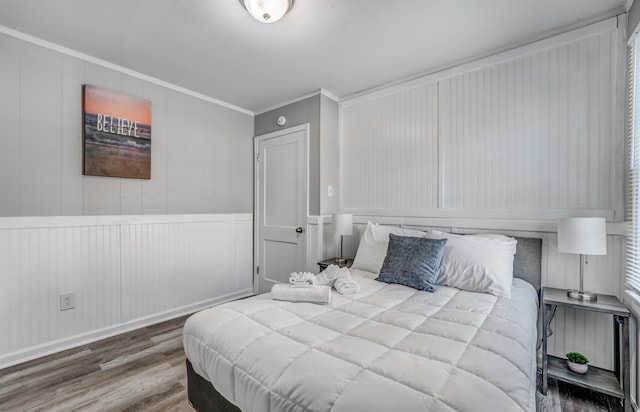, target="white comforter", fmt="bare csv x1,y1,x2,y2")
183,269,538,412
